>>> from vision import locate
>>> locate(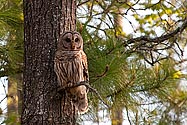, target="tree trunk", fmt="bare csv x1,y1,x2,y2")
7,76,18,117
21,0,77,124
111,4,125,125
7,74,22,123
111,106,123,125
